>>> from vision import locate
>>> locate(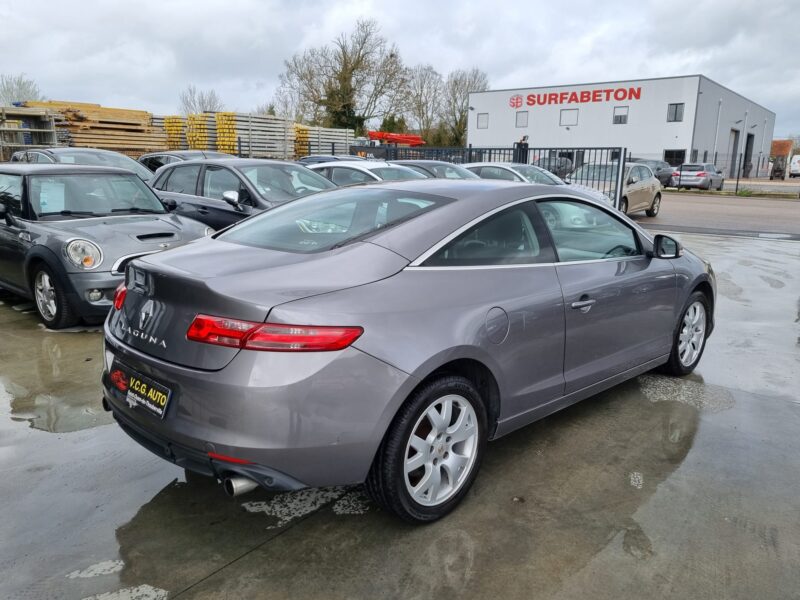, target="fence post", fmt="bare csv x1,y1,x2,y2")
735,152,742,194
615,148,627,210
